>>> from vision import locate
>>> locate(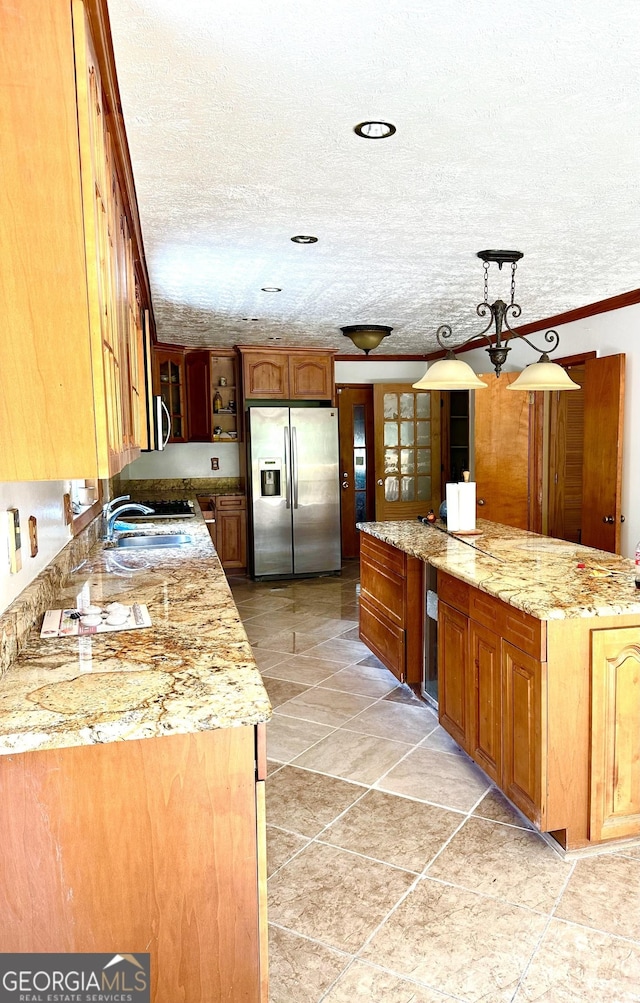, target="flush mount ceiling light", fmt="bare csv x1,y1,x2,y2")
413,250,580,392
290,235,318,244
341,324,393,355
261,286,281,292
354,121,396,139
